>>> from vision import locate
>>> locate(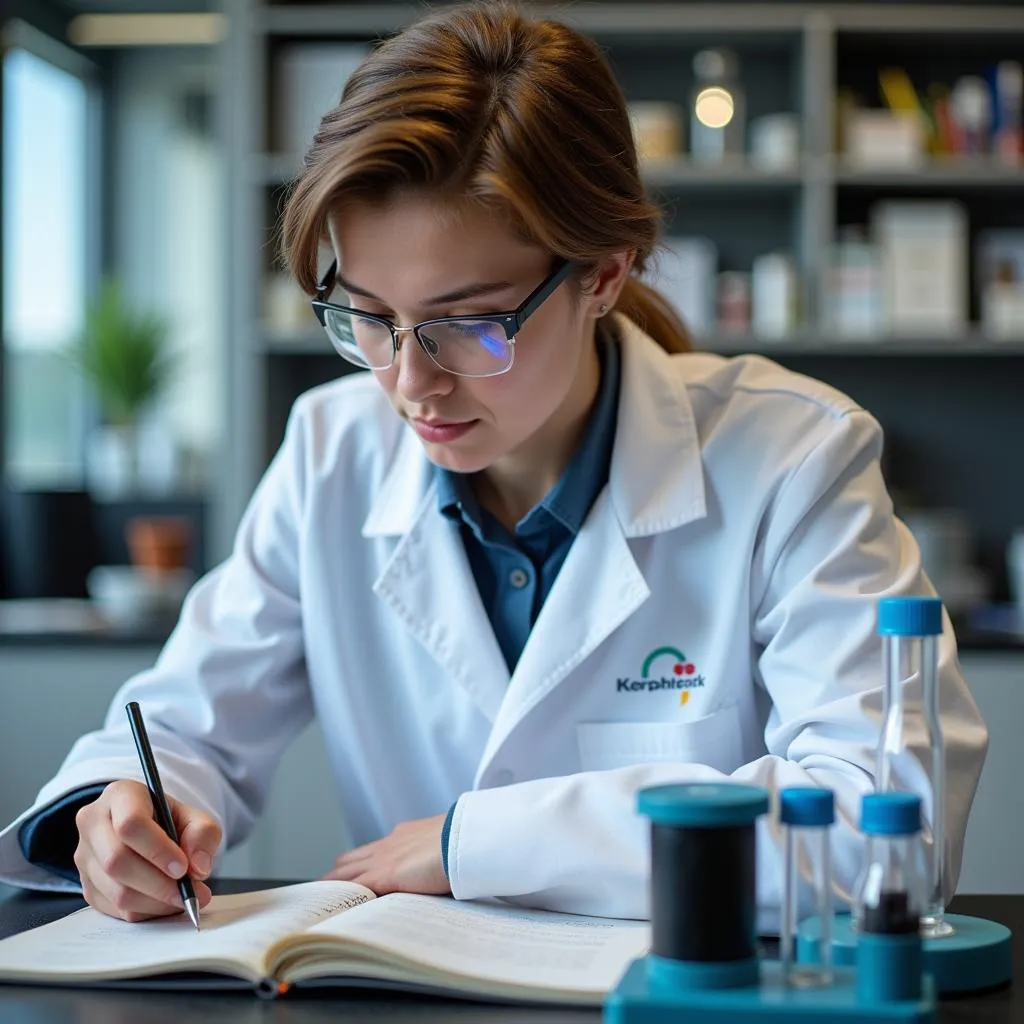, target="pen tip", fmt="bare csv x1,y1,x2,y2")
184,898,201,931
